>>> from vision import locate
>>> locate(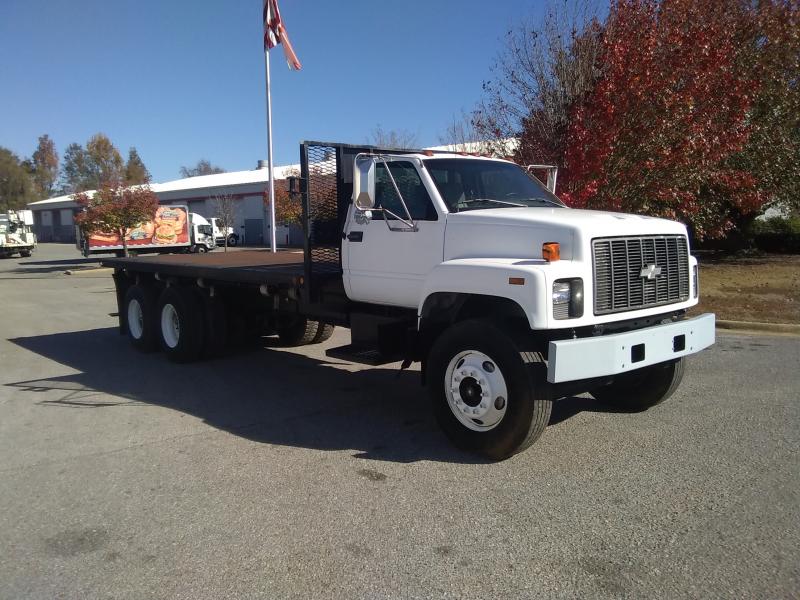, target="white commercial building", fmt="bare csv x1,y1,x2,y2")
26,160,302,246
